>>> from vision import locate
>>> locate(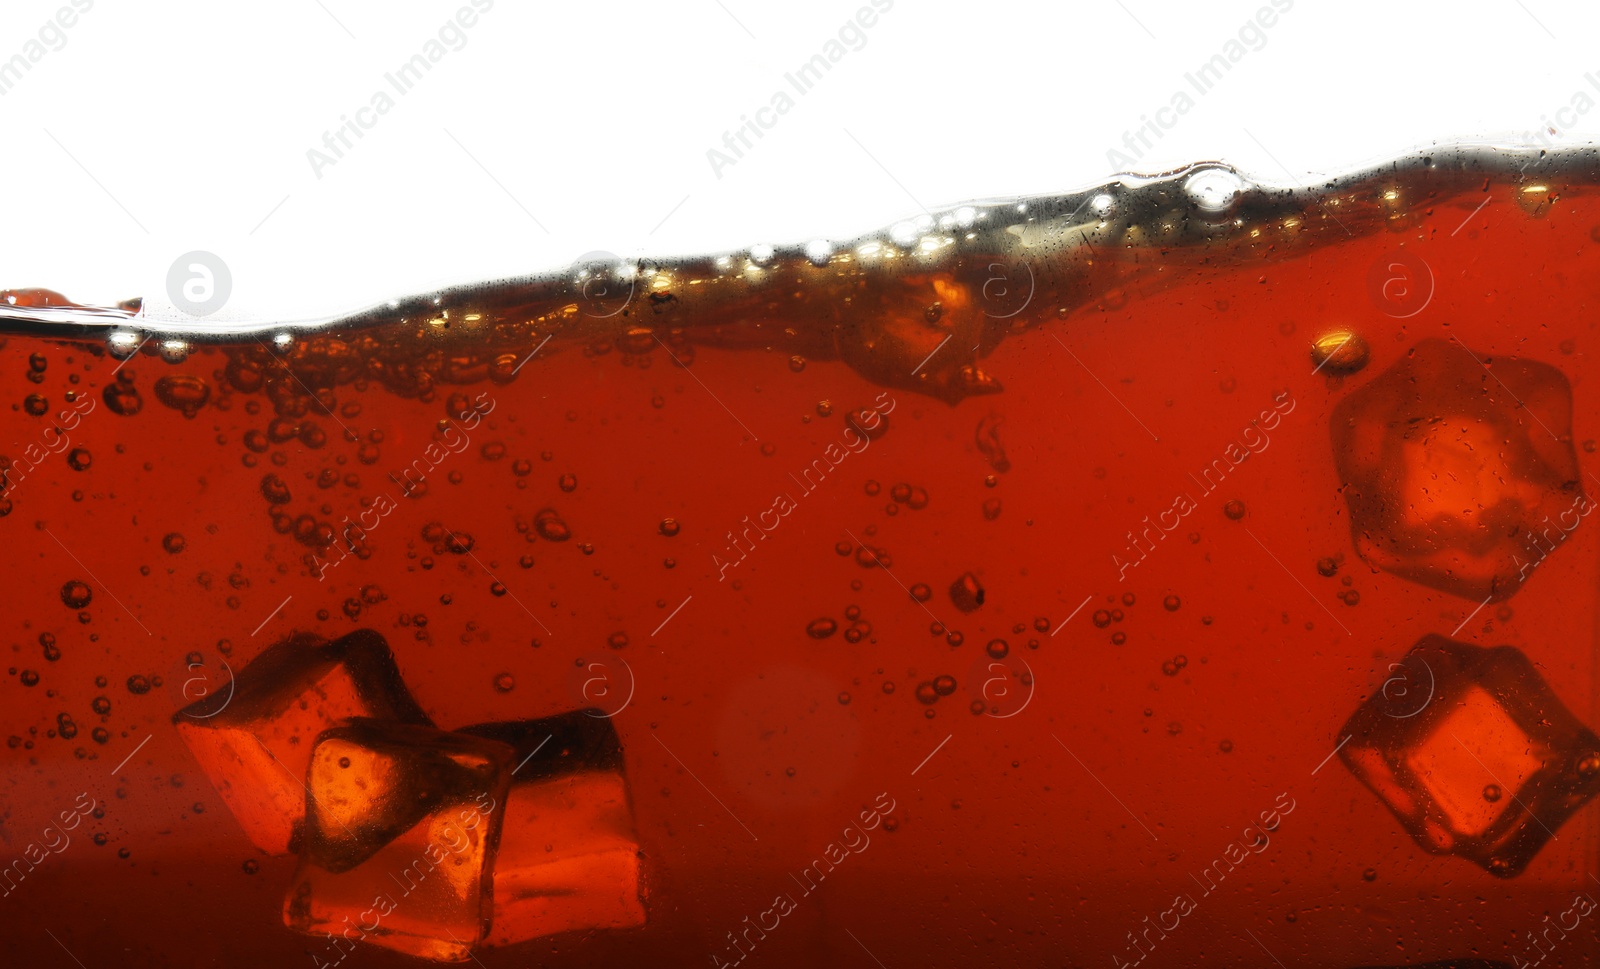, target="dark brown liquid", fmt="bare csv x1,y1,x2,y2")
1,150,1598,968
